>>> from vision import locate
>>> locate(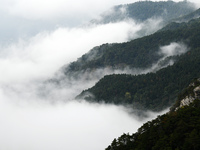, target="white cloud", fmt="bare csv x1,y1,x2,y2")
0,93,167,150
144,42,188,73
0,0,136,42
0,16,170,149
0,17,168,149
1,0,198,22
159,42,188,57
0,17,165,84
0,0,197,44
0,0,134,21
0,20,143,84
0,15,166,84
0,1,184,149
